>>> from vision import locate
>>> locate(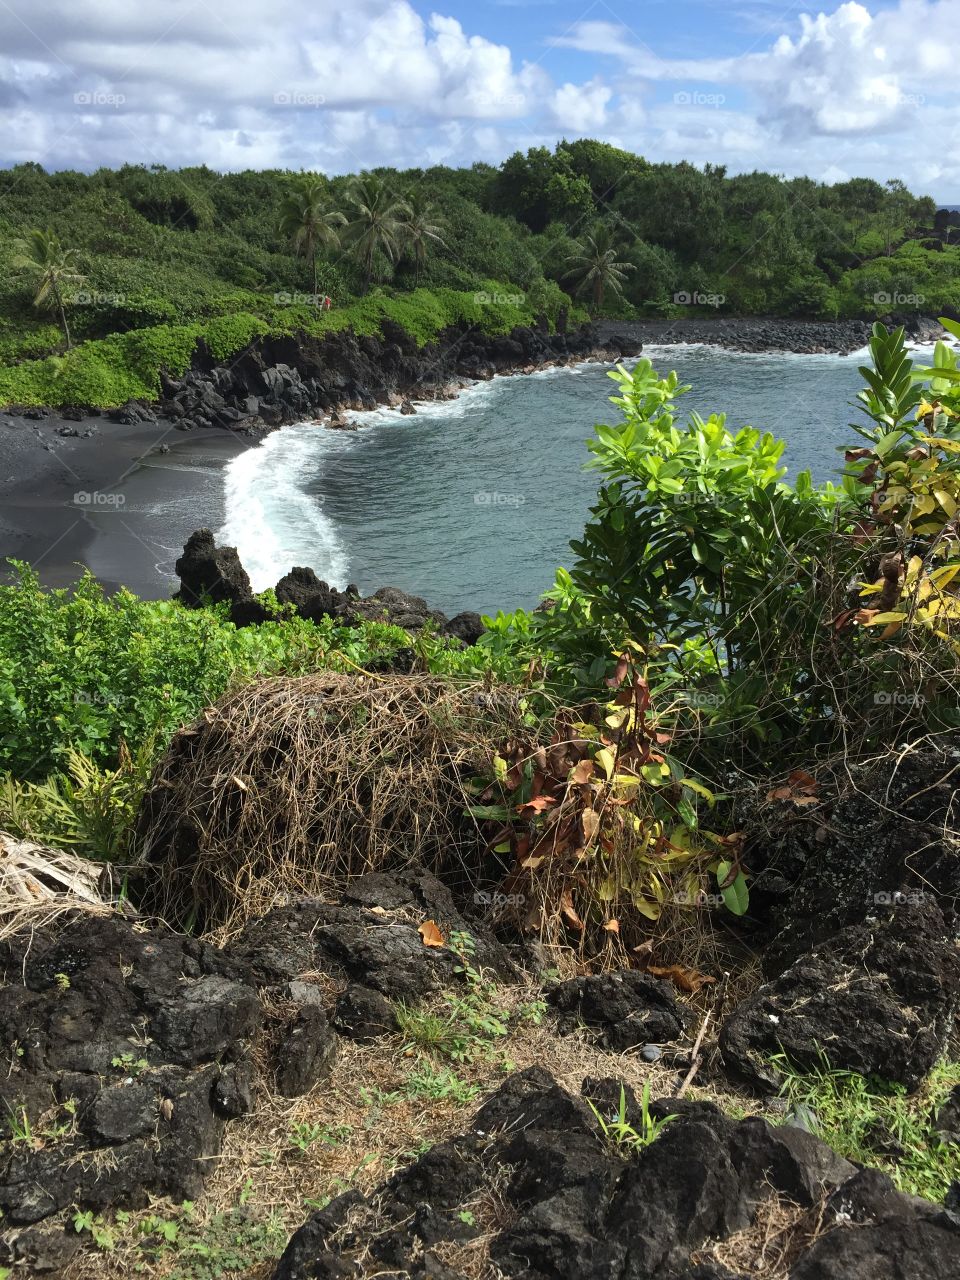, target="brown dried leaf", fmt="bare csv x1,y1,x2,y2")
571,759,595,786
581,808,601,843
647,963,717,995
560,888,584,931
418,920,445,948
